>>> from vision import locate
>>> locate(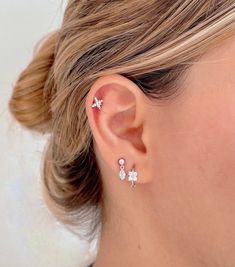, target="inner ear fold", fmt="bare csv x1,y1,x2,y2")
108,106,146,153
